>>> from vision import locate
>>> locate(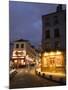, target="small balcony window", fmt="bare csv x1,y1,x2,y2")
16,44,19,48
54,28,60,38
45,30,50,39
21,44,24,48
